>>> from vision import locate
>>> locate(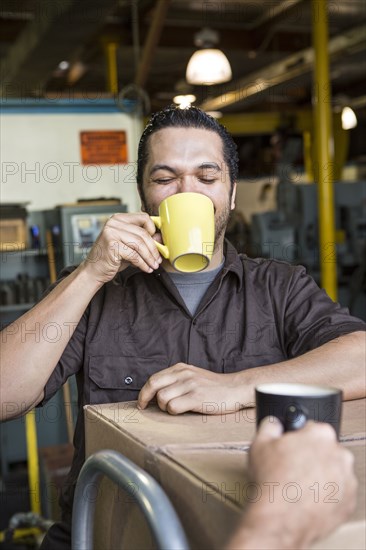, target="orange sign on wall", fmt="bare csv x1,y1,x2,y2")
80,131,128,164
